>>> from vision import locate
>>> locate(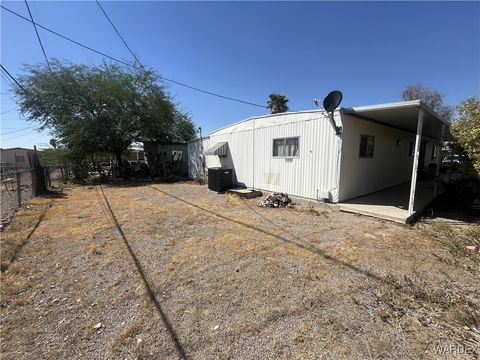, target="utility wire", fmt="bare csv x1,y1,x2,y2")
2,128,40,141
96,0,268,109
0,107,19,115
95,2,269,109
1,125,36,136
1,68,16,87
1,6,131,67
24,0,51,71
1,71,15,89
16,133,45,147
0,64,30,96
95,0,141,67
1,5,267,109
